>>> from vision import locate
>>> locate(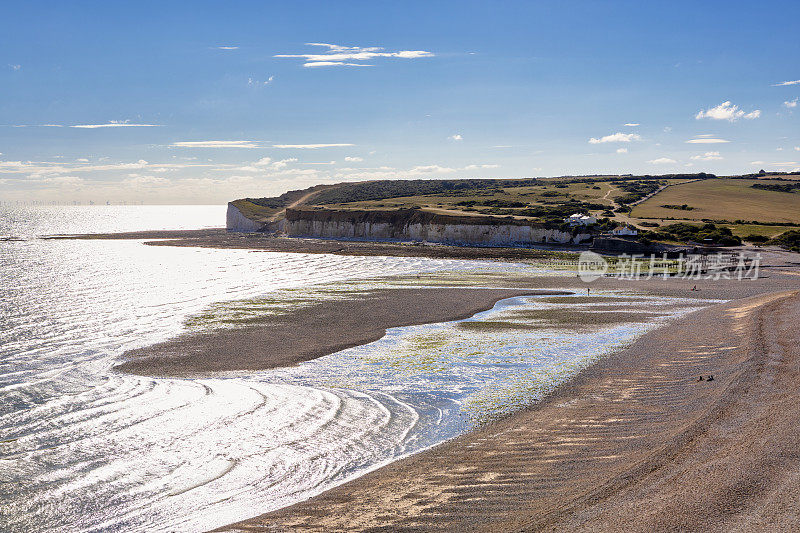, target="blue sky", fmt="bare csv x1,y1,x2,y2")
1,0,799,204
